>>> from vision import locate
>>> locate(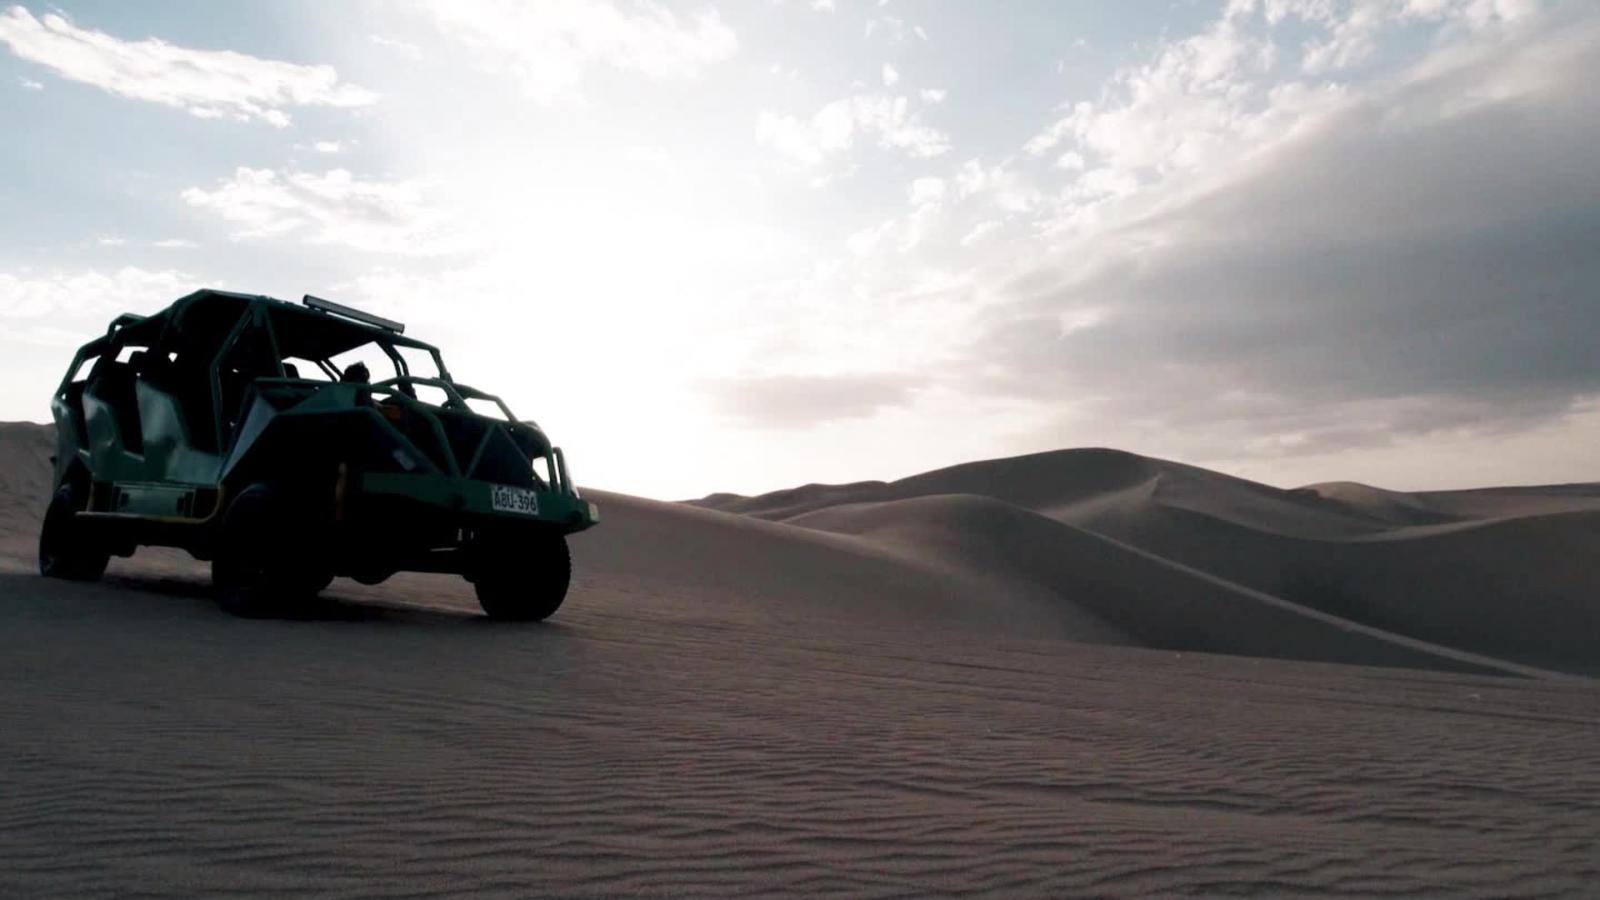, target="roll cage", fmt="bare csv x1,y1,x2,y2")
54,289,524,454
